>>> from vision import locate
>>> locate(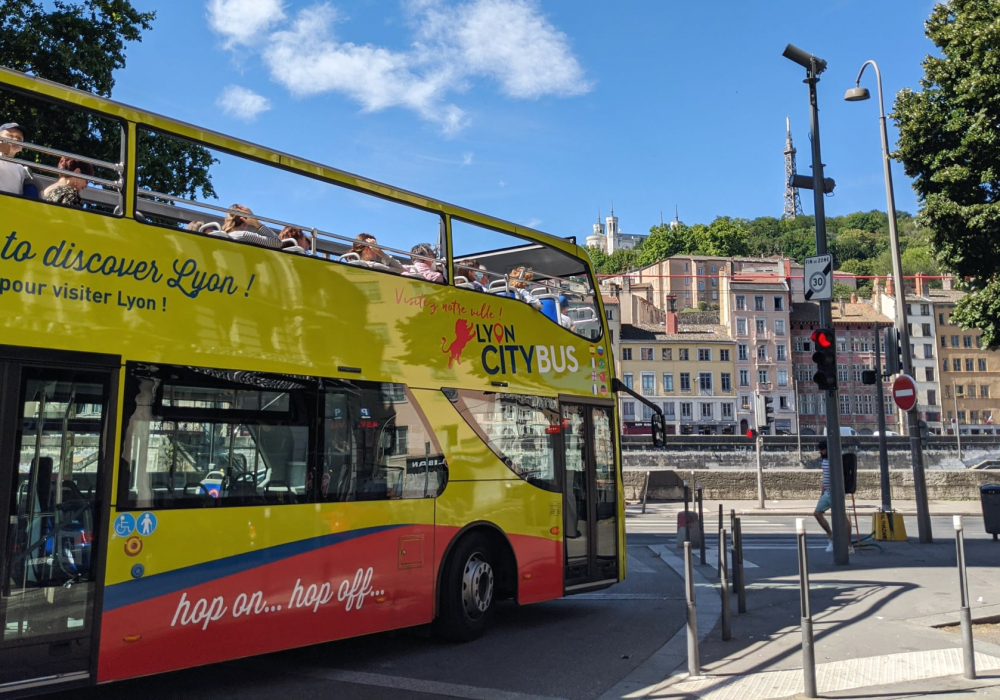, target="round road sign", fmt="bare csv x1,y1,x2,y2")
892,374,918,412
